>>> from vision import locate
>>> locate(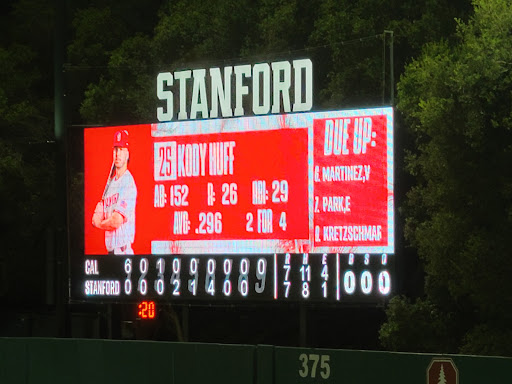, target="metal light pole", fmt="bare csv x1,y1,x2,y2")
54,0,69,337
